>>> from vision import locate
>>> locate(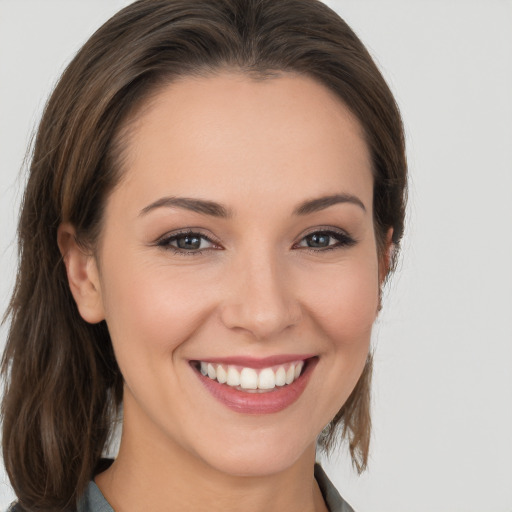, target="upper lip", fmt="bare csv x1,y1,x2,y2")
190,354,316,369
